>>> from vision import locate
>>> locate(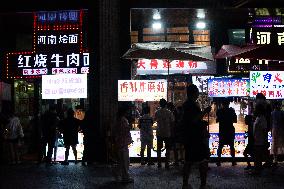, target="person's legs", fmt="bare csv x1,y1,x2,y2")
253,145,263,174
243,147,252,169
71,145,77,163
199,160,208,188
173,142,179,165
157,136,163,167
140,142,146,165
8,142,16,164
146,144,153,164
216,142,223,166
64,145,70,162
46,140,54,163
120,147,132,181
229,140,236,166
164,138,170,168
